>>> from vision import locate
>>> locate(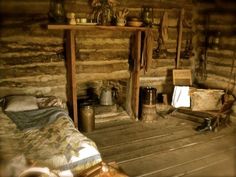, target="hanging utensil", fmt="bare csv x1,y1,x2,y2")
160,10,169,44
